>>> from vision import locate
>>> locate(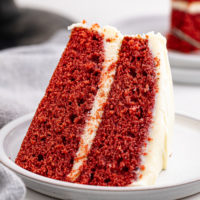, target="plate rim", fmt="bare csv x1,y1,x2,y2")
0,112,200,192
